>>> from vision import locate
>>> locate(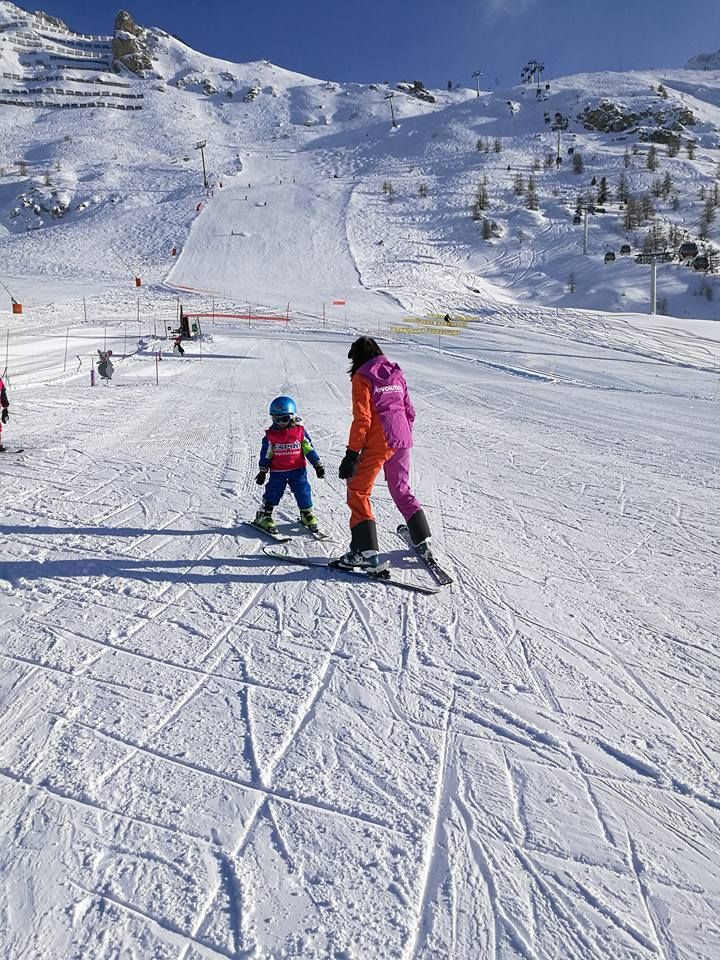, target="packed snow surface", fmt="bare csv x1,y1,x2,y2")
0,3,719,958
